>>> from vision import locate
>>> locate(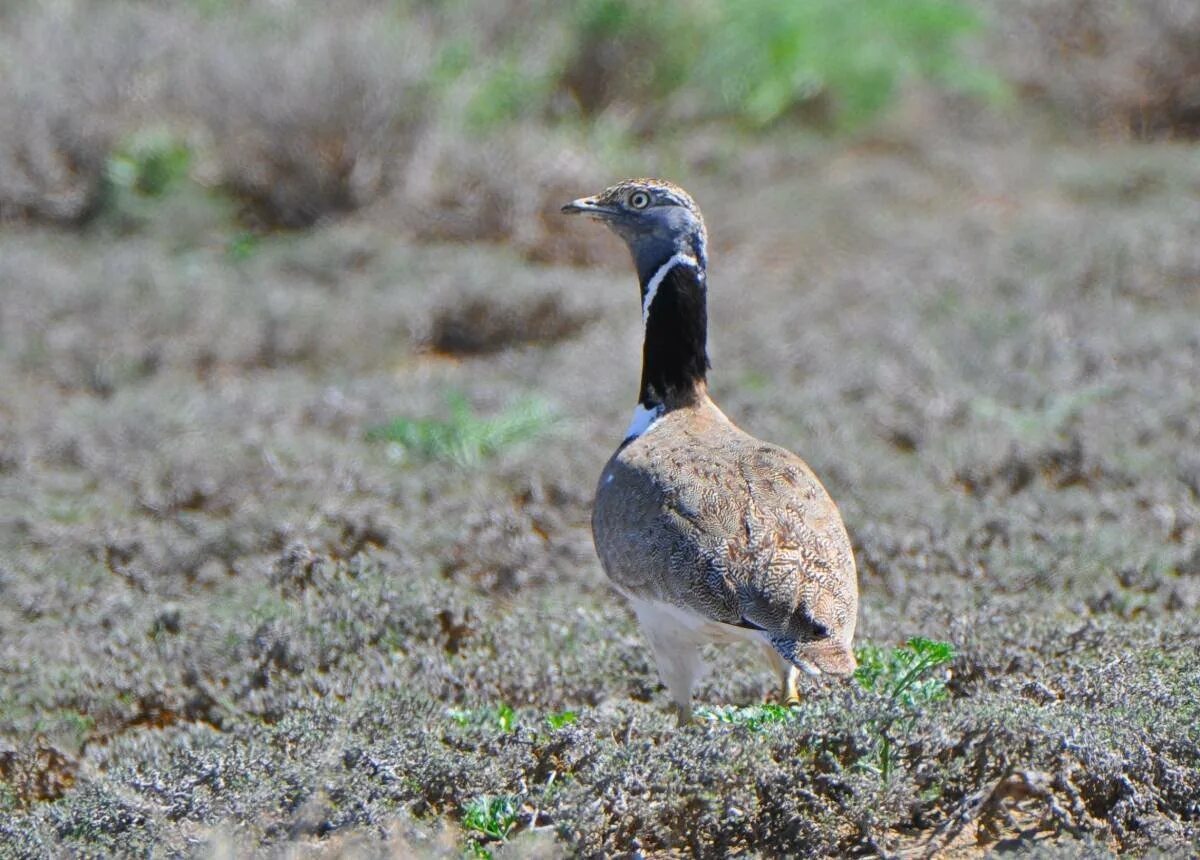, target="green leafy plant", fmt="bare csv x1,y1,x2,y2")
367,393,553,467
445,702,518,732
696,0,1002,128
854,636,956,707
462,793,521,843
853,637,956,779
545,709,578,730
493,702,516,733
696,702,795,730
106,129,191,199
